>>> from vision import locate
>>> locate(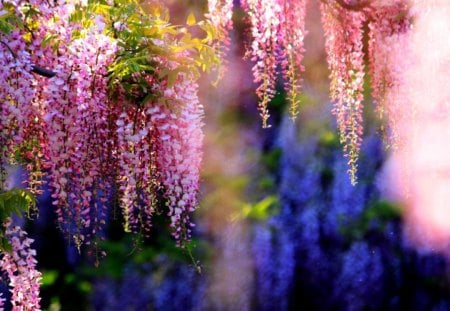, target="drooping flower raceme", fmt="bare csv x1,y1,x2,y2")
0,29,39,193
320,1,366,185
24,2,118,248
152,76,204,243
367,1,411,147
240,0,307,128
206,0,234,81
277,0,307,119
207,0,417,184
115,74,158,235
0,0,208,248
0,220,42,311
